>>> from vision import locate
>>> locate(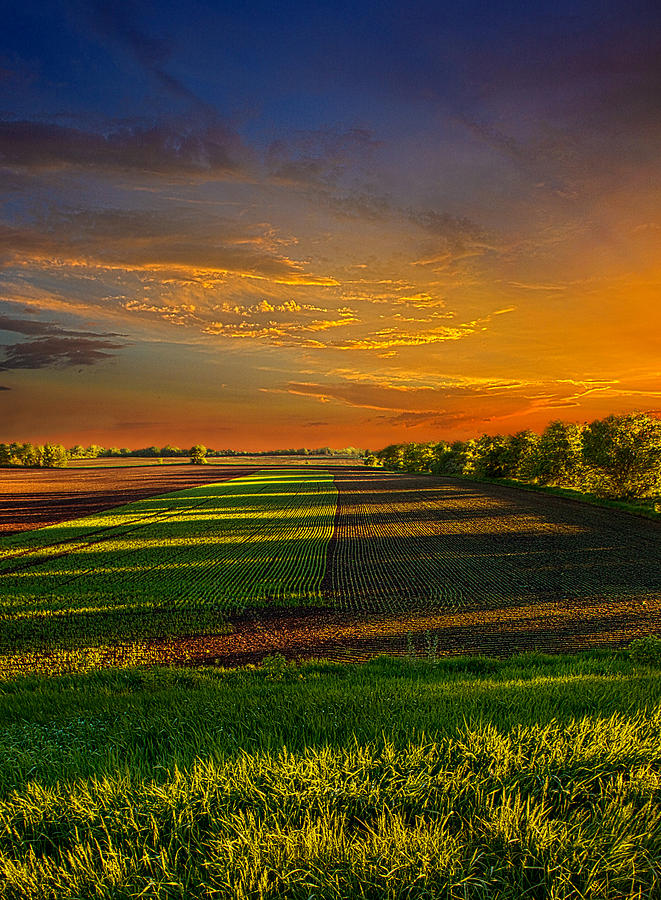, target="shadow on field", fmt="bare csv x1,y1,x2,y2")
133,594,661,669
